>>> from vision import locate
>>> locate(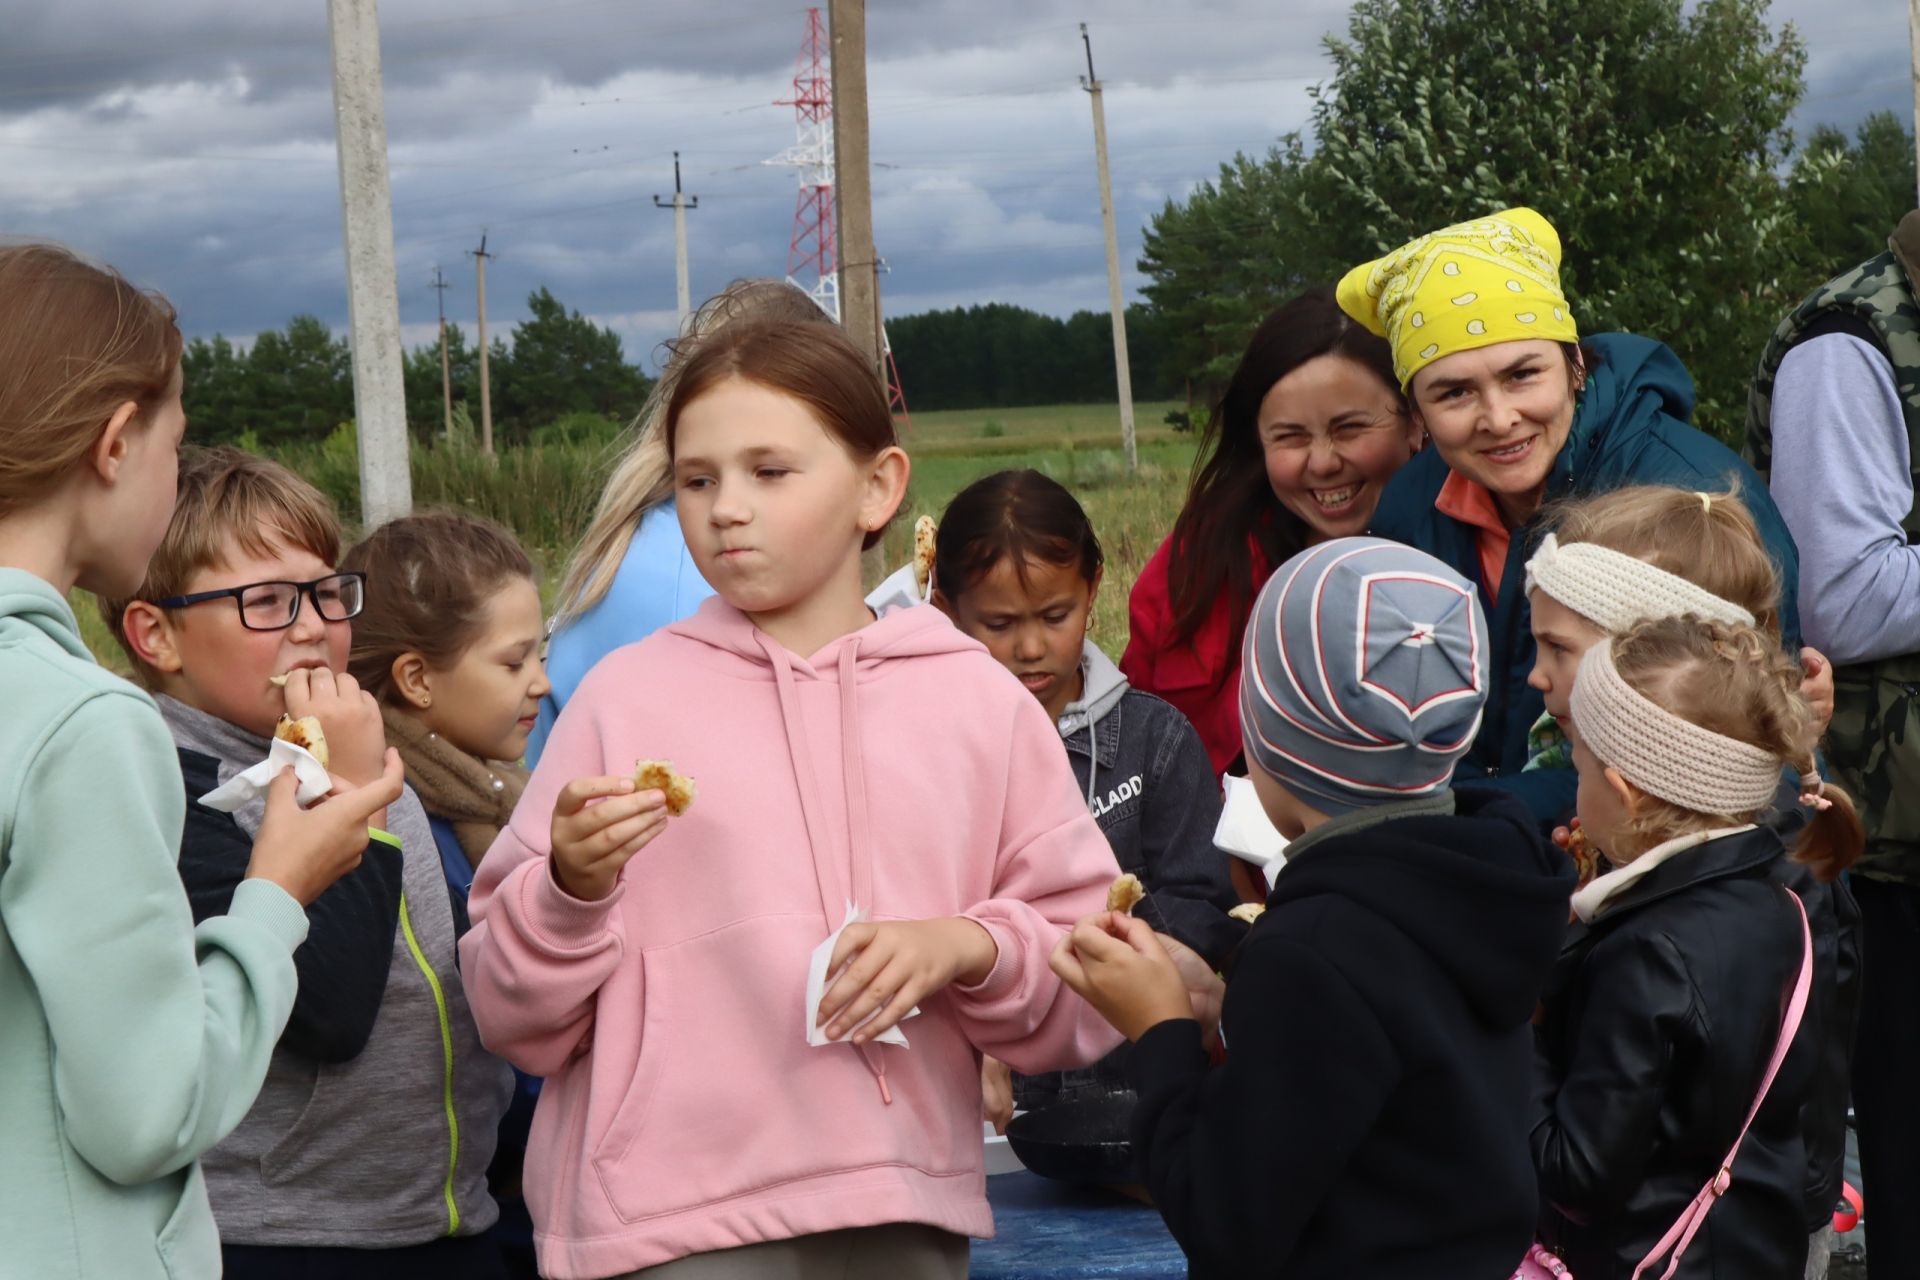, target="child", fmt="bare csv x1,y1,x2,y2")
342,510,551,1278
1520,484,1860,1276
931,470,1241,1128
461,319,1122,1279
1535,617,1859,1278
533,278,830,764
1052,537,1576,1279
108,447,514,1280
0,243,400,1279
342,511,548,899
932,470,1241,967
